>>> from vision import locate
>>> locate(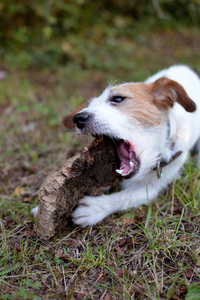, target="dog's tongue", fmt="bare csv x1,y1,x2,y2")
116,140,140,179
